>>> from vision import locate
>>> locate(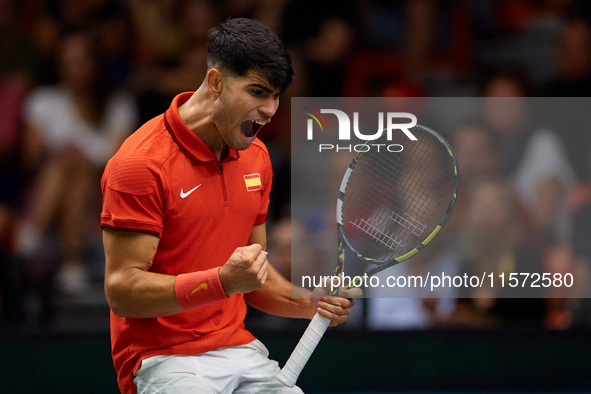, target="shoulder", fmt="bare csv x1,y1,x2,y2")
103,116,179,194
